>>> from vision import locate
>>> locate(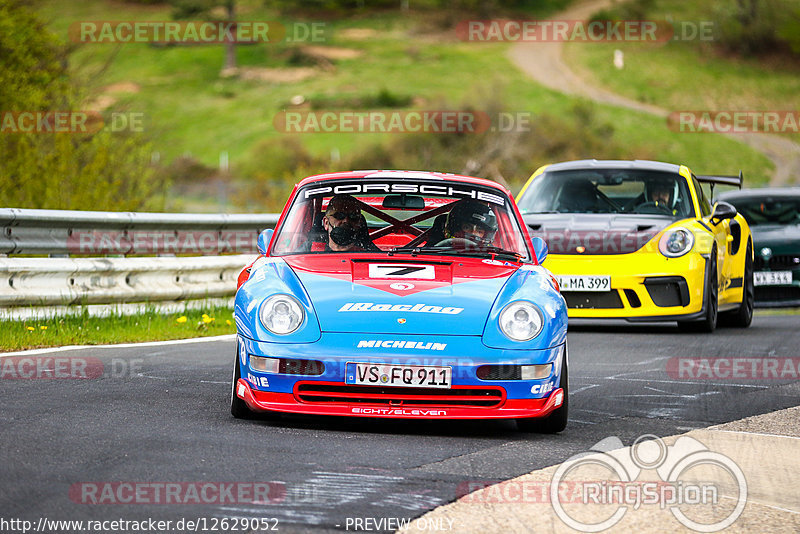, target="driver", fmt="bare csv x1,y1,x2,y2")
322,194,373,252
643,179,679,215
650,181,672,206
441,199,498,246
